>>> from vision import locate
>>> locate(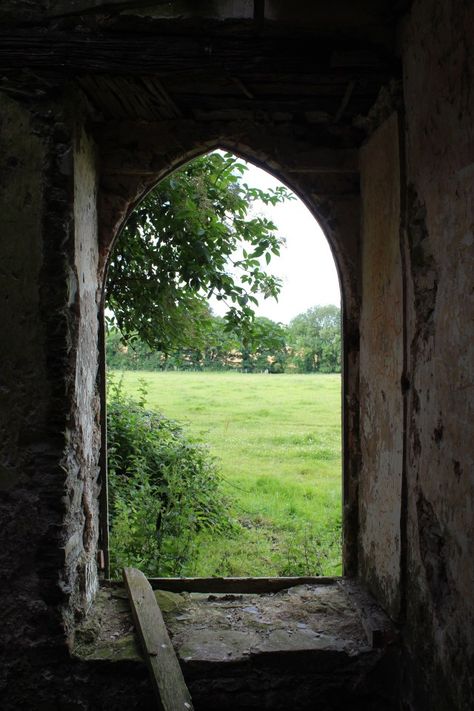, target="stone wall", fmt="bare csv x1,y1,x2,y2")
0,95,66,696
0,95,102,705
356,4,474,704
0,1,473,708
